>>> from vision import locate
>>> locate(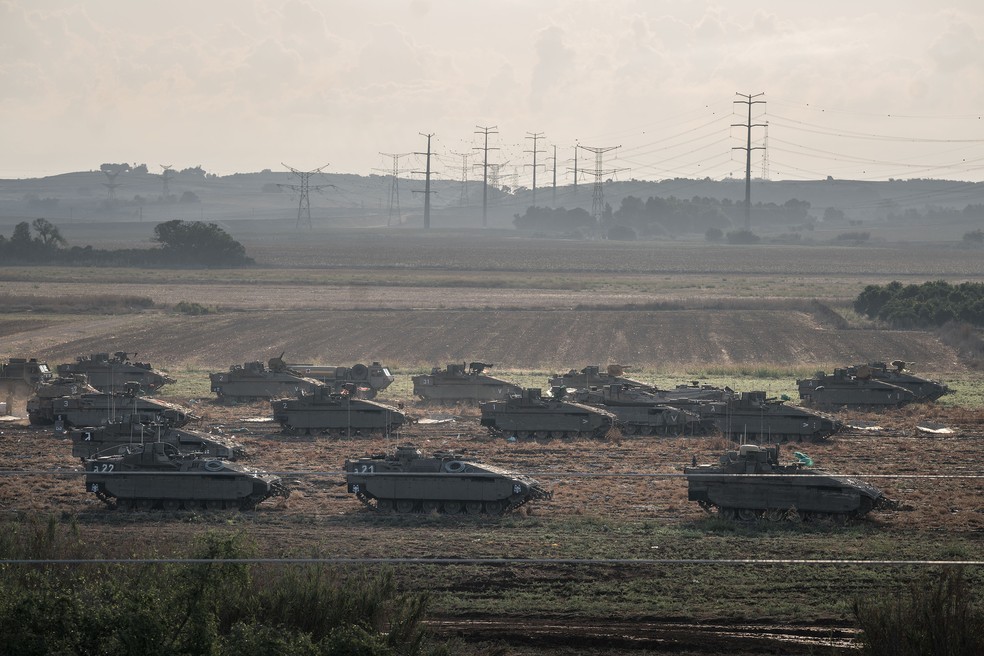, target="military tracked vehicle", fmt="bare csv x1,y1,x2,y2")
479,388,617,439
27,381,193,427
685,443,896,521
56,352,174,393
209,355,322,403
570,384,712,436
697,391,843,442
1,357,53,415
71,419,245,461
85,442,289,511
345,444,552,515
285,359,394,399
797,368,917,409
272,385,408,435
849,360,951,402
548,364,652,391
650,381,732,403
412,361,523,403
